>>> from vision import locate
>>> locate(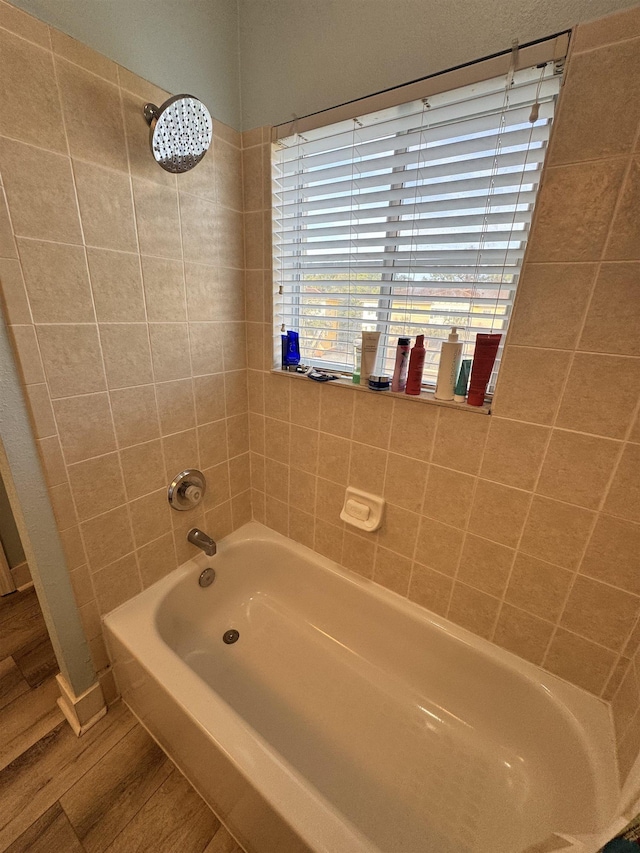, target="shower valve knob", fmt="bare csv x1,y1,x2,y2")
168,469,207,511
183,484,202,505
